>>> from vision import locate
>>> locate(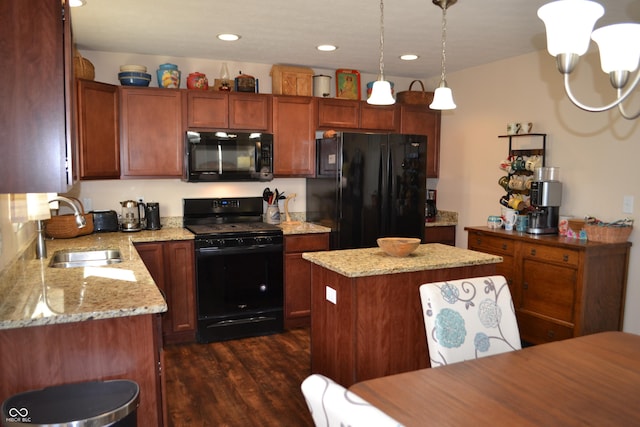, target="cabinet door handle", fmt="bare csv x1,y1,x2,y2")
563,254,569,262
530,248,536,256
502,244,508,250
547,330,555,338
523,282,528,290
476,238,482,245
